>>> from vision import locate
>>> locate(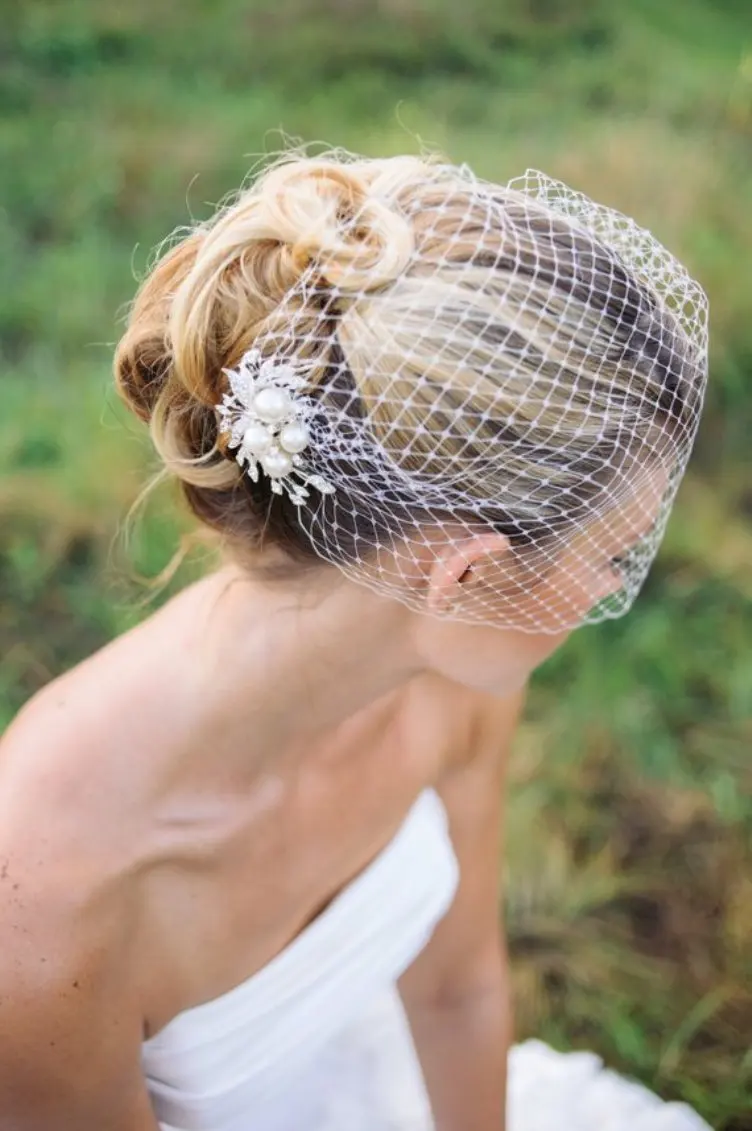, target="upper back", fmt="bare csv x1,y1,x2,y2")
0,571,489,1128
